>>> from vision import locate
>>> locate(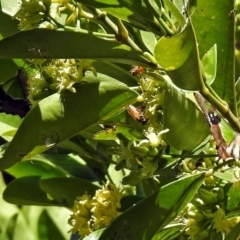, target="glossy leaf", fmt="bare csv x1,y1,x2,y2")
0,11,19,37
0,113,22,141
151,224,184,240
3,176,99,206
38,210,69,240
0,28,156,67
191,0,235,111
39,177,99,207
226,221,240,240
214,170,234,182
139,31,156,53
163,84,209,150
0,174,19,239
83,229,105,240
225,183,240,211
201,44,217,85
92,61,136,86
163,0,186,26
13,210,36,240
5,160,67,179
0,59,18,84
154,20,202,90
44,207,71,240
36,153,99,180
0,75,138,170
98,173,205,240
3,176,59,206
